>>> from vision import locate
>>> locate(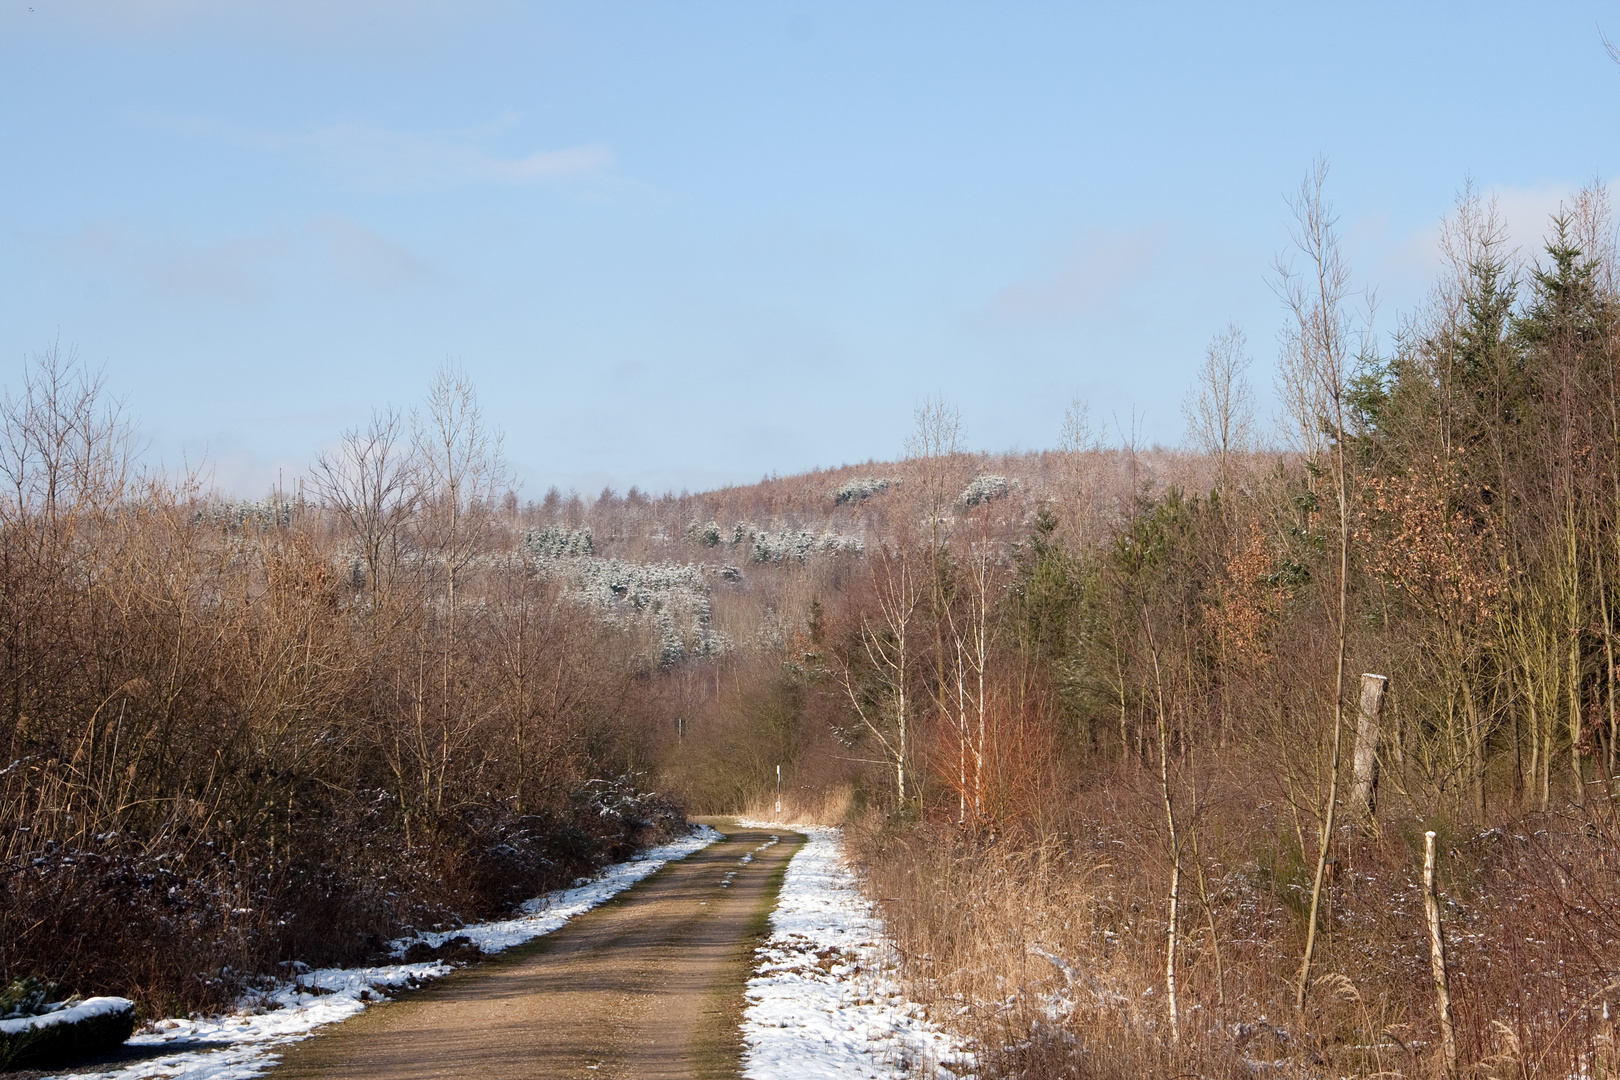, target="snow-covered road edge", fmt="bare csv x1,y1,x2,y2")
737,822,971,1080
56,823,722,1080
